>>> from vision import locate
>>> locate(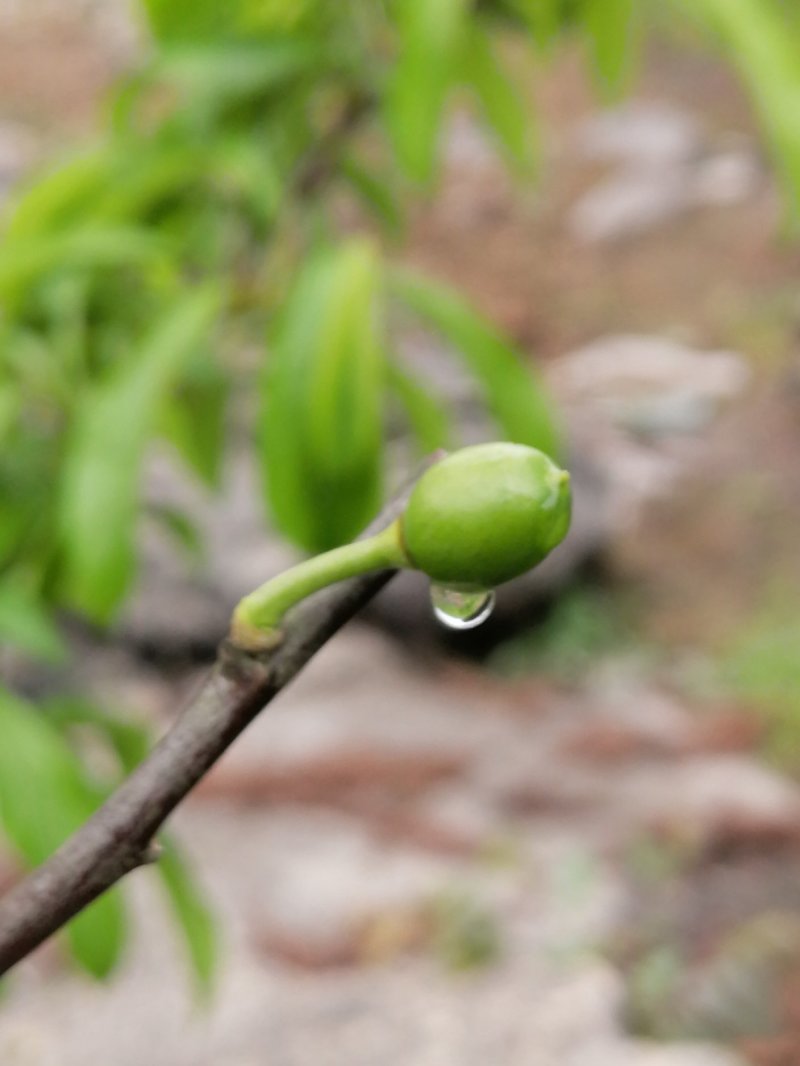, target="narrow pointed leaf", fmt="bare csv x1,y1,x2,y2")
391,270,562,459
387,360,454,453
582,0,638,98
679,0,800,224
341,156,404,238
0,688,128,976
59,285,222,621
161,353,229,489
0,577,65,663
260,240,384,552
386,0,468,183
156,838,218,998
460,25,536,171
